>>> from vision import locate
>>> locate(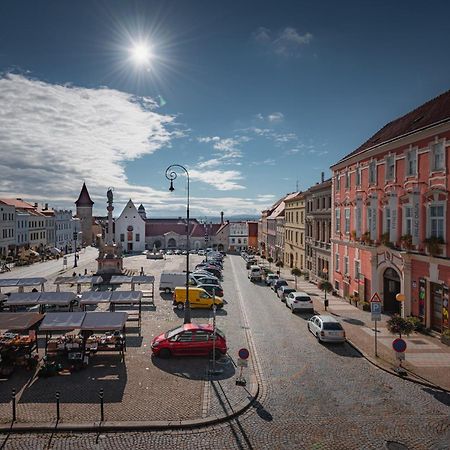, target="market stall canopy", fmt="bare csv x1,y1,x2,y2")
38,292,77,305
80,312,128,331
5,292,41,306
54,276,78,285
39,312,85,331
109,276,133,284
110,291,142,304
16,278,47,287
0,312,44,331
76,276,103,285
79,291,112,305
0,278,21,288
49,247,61,255
131,275,155,284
